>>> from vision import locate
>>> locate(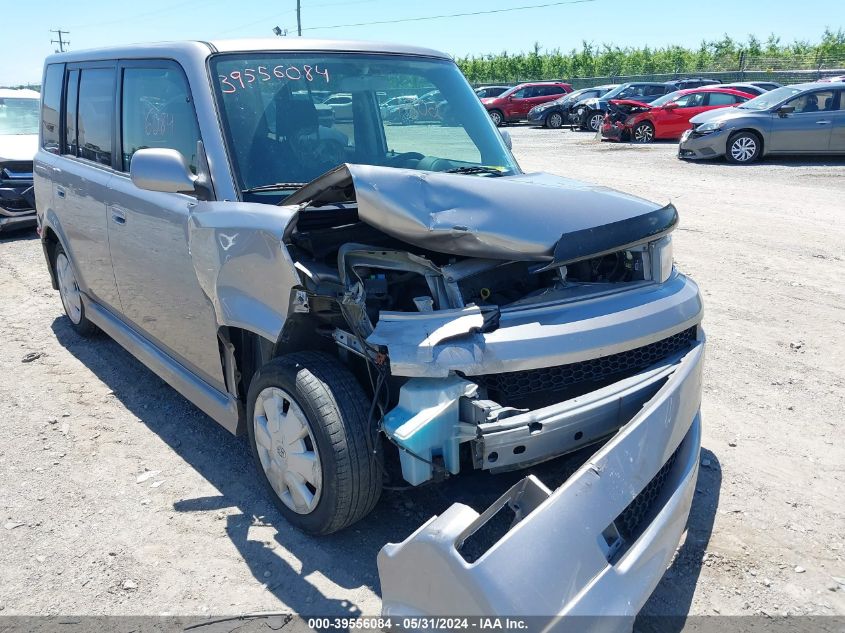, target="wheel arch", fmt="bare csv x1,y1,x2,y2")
728,127,765,155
